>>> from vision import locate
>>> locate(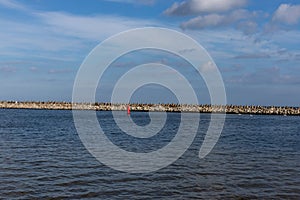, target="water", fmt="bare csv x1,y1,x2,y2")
0,109,299,199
